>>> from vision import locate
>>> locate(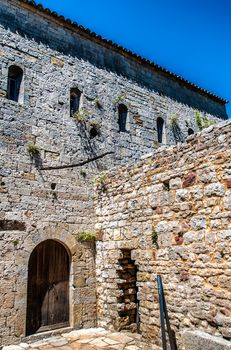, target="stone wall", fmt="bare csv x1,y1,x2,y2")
0,0,229,346
0,225,96,346
2,0,227,119
95,120,231,349
0,146,97,346
0,0,227,168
